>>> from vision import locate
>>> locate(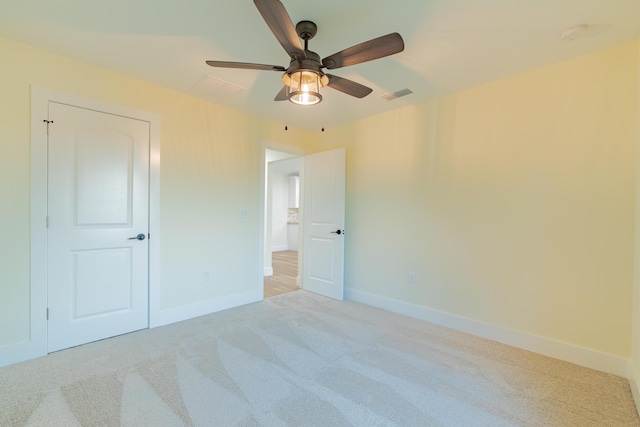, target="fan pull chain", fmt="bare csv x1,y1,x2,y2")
285,102,288,131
